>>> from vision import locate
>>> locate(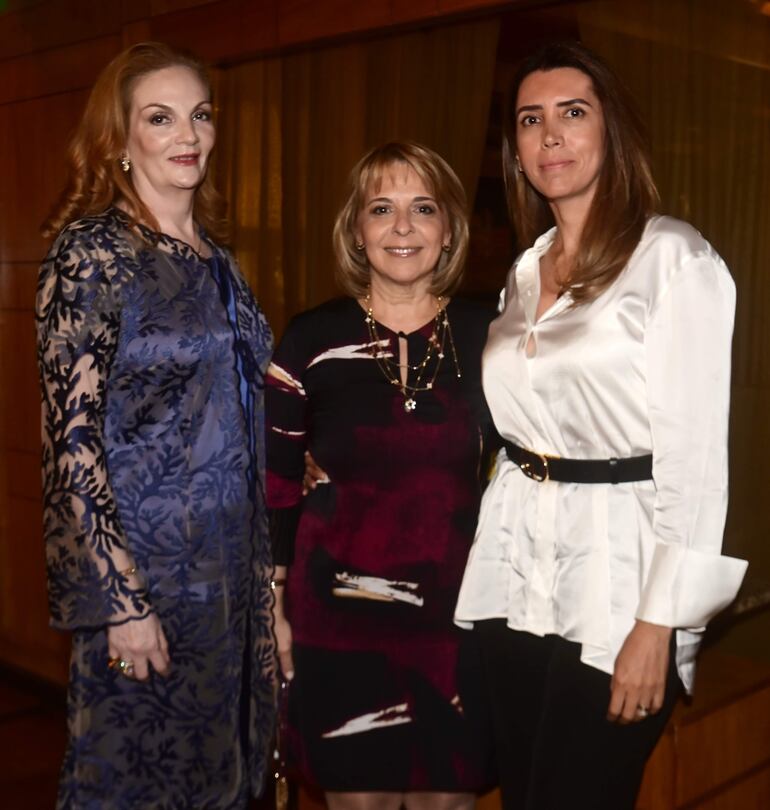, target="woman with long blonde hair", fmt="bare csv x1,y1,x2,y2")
37,41,275,808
